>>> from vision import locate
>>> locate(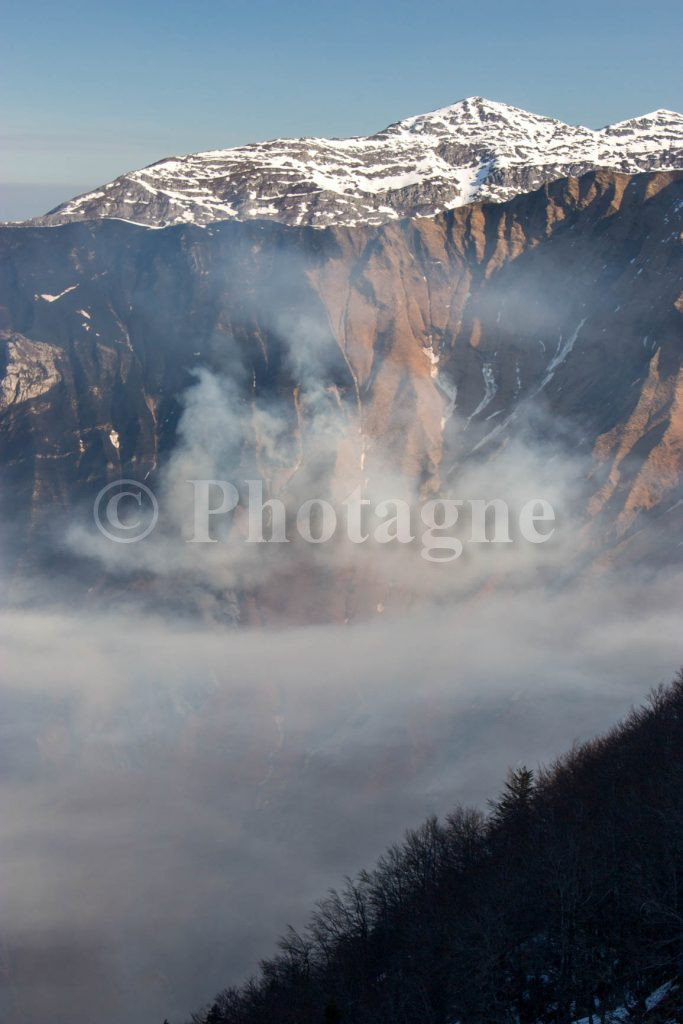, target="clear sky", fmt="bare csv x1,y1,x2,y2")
2,0,682,219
